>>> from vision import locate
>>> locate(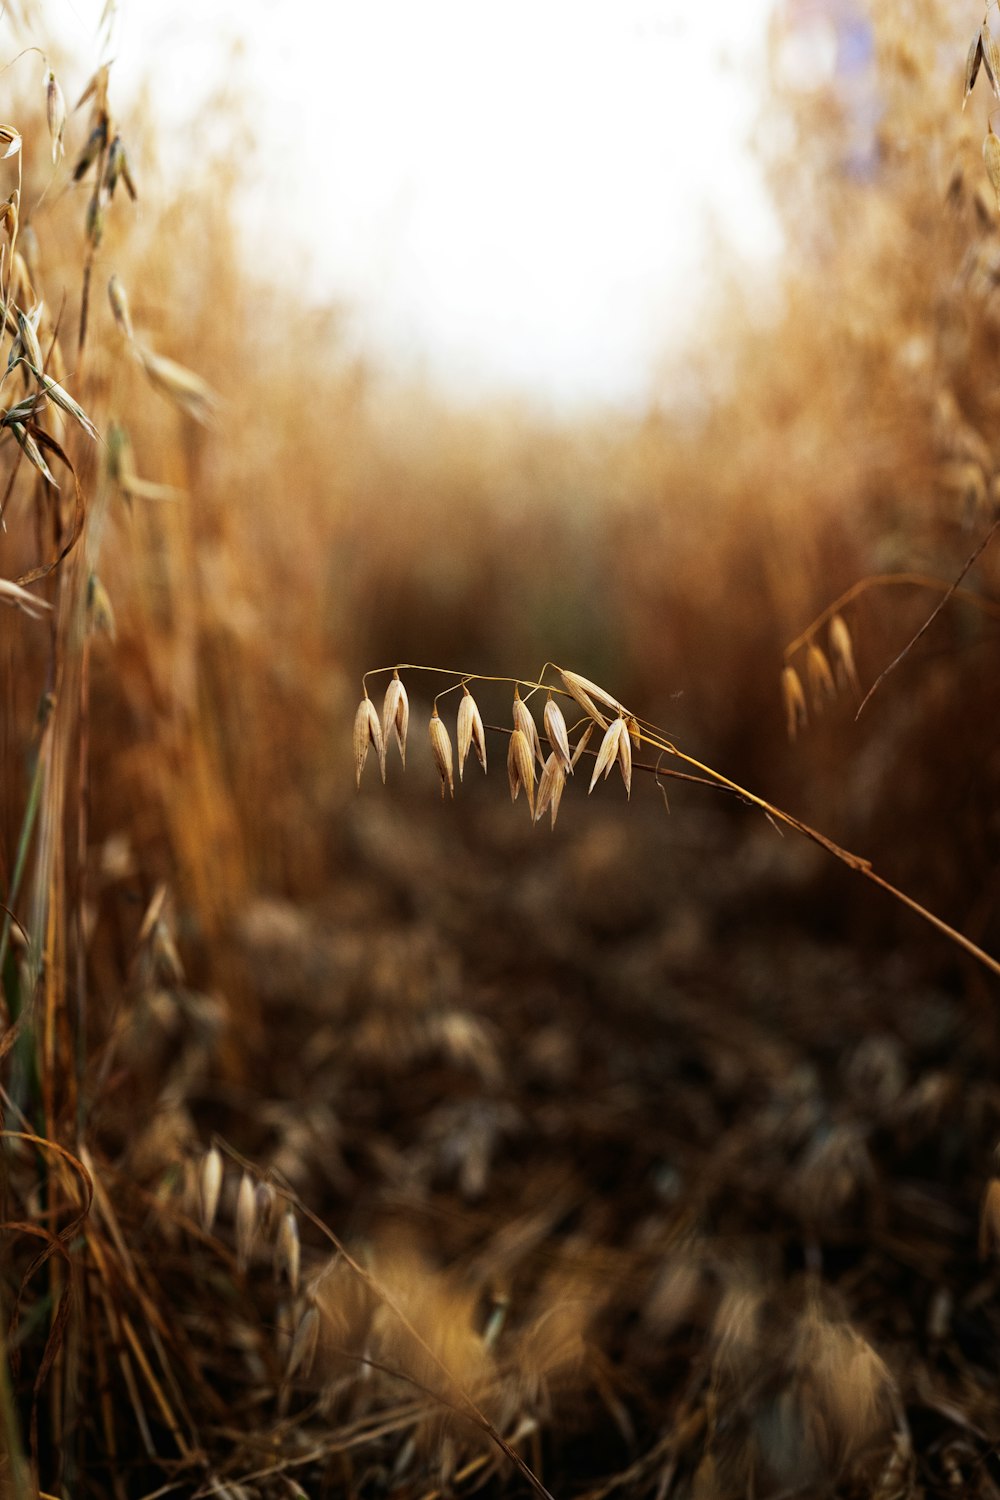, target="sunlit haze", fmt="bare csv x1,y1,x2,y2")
59,0,782,409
